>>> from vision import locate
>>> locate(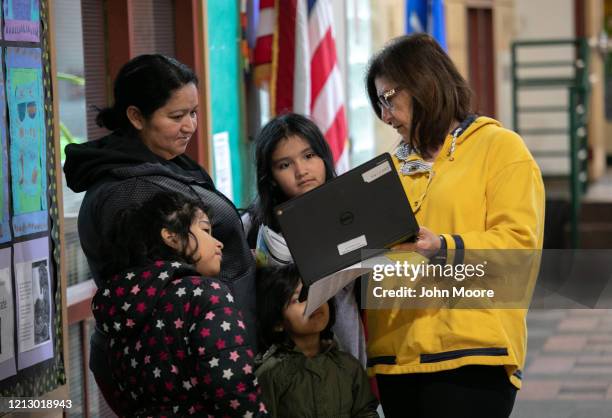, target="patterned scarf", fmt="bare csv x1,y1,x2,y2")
394,114,477,176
